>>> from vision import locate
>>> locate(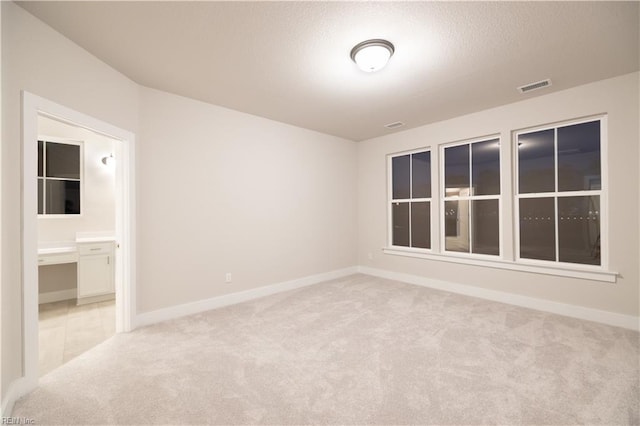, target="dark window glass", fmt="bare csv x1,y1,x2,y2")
519,198,555,261
445,144,469,194
392,202,409,246
518,129,555,194
38,140,44,177
411,202,430,249
558,121,601,192
392,155,410,199
38,178,44,215
558,196,600,265
46,180,80,214
445,200,469,252
472,139,500,195
472,199,499,255
411,151,431,198
46,142,80,179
